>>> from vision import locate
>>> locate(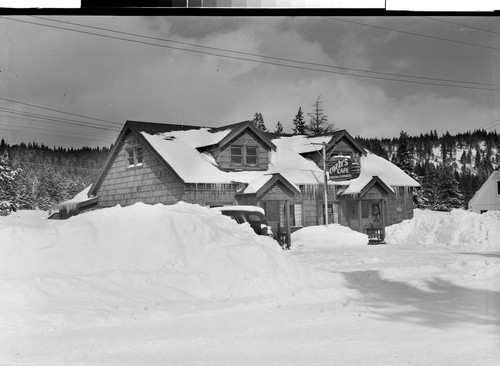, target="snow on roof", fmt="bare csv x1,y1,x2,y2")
469,170,500,207
58,185,92,205
338,152,419,194
140,129,418,192
142,132,236,183
156,128,231,148
272,135,332,154
212,205,265,214
242,175,274,194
